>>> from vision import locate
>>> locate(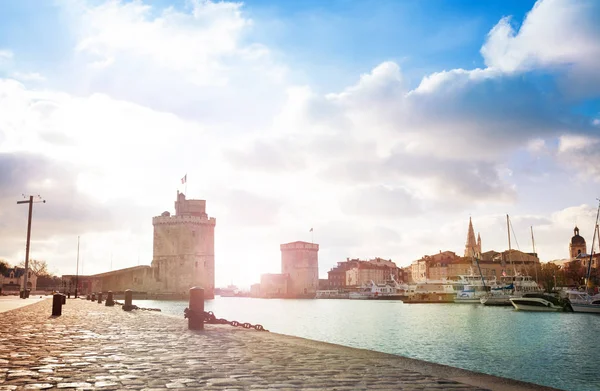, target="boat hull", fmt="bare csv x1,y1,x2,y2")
570,303,600,314
510,298,564,312
453,298,482,304
480,296,512,306
404,293,455,303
